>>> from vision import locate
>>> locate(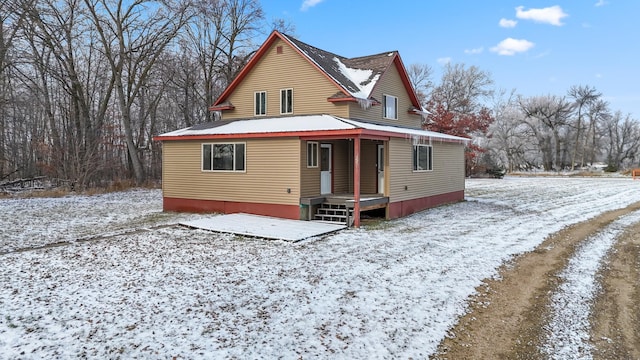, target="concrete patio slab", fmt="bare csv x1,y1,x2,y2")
179,213,346,241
